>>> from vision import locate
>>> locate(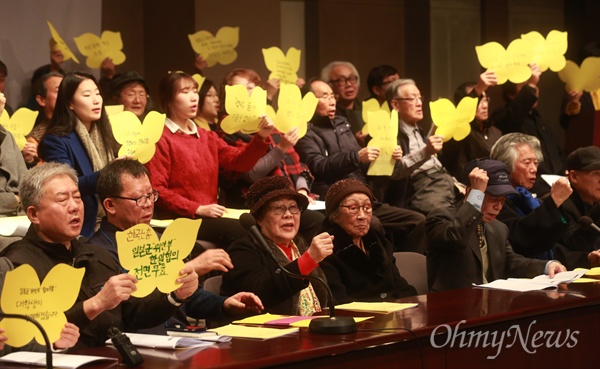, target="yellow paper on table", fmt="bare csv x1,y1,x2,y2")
361,98,390,136
192,74,206,91
335,301,418,314
233,313,288,325
0,108,38,150
575,267,600,276
116,219,201,297
367,109,397,176
222,208,249,220
475,38,534,84
105,105,124,116
208,324,298,340
109,111,165,164
73,30,126,69
290,316,372,328
521,30,568,72
188,26,239,67
262,47,301,85
558,57,600,93
430,96,477,143
570,277,599,283
47,21,79,63
273,84,317,138
0,264,84,347
221,84,266,134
